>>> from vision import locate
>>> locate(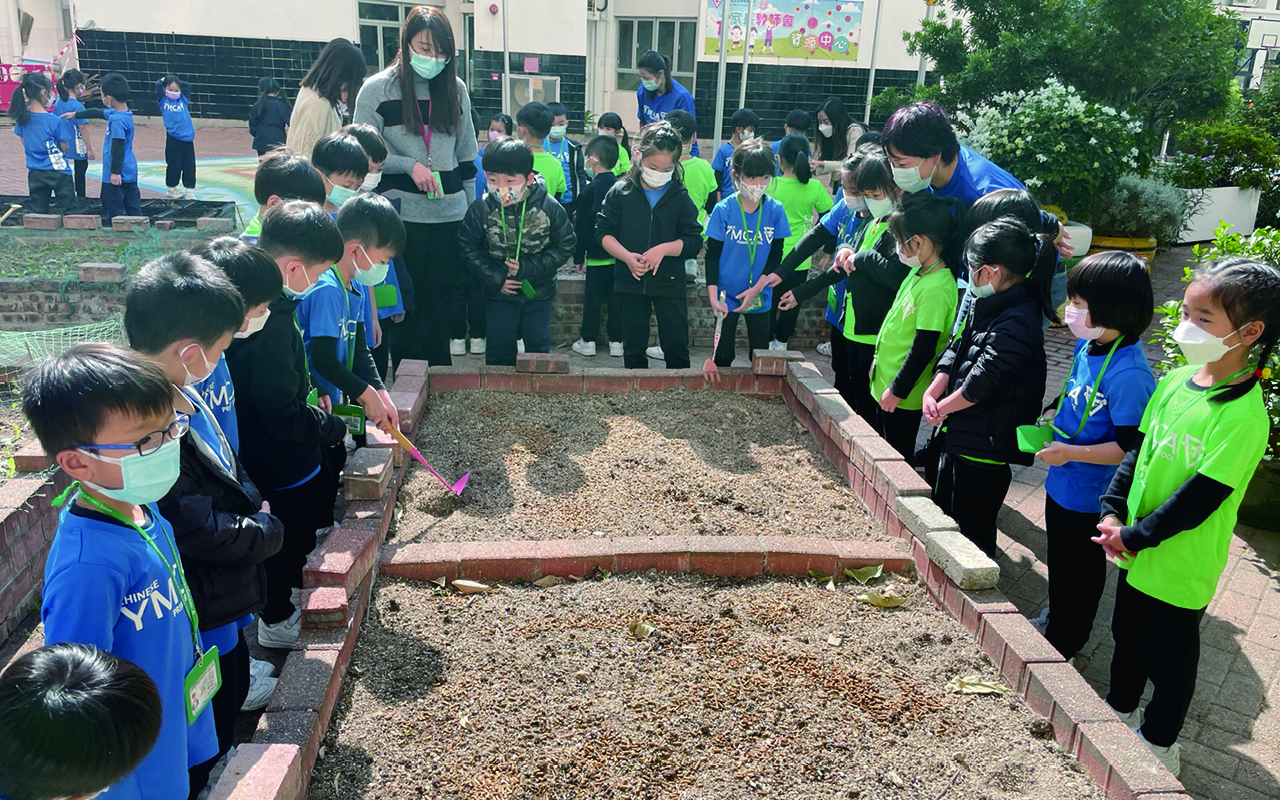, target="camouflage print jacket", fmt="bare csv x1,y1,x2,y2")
459,180,576,303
